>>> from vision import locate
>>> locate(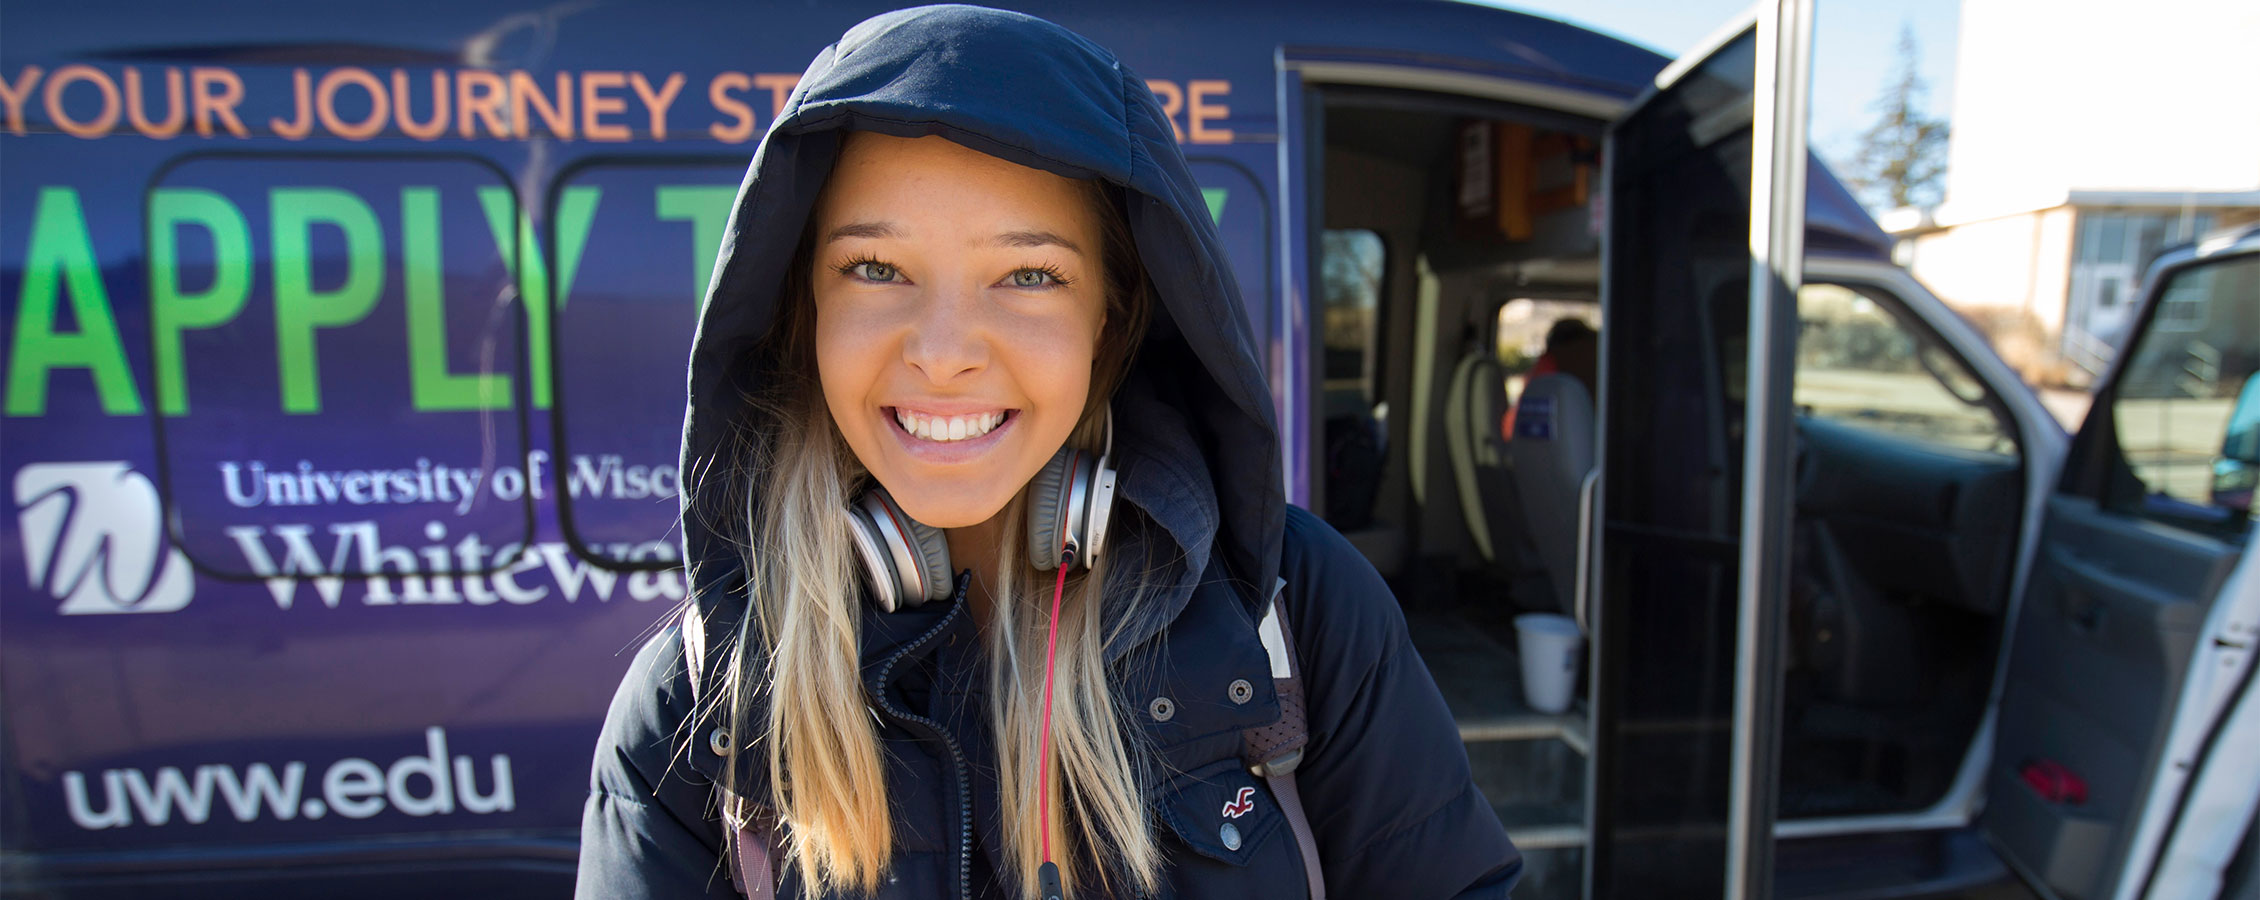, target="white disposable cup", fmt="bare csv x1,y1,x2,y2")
1514,613,1583,714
